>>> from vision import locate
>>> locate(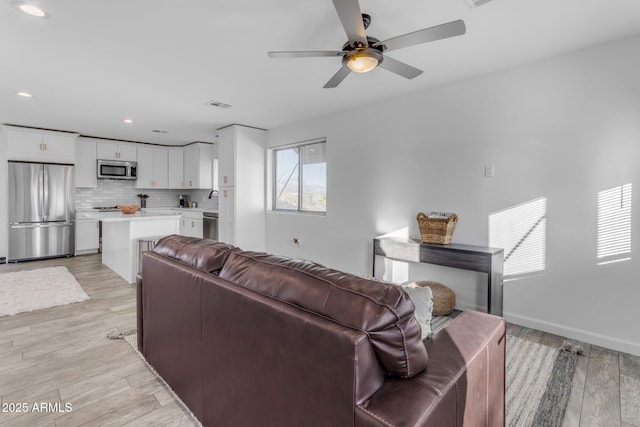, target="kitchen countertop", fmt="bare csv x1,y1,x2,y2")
144,207,218,213
77,211,181,222
76,207,218,220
